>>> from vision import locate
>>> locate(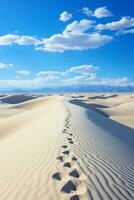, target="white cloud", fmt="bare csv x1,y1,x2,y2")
69,65,99,73
96,17,134,31
0,75,132,89
36,65,98,80
99,77,130,86
61,73,96,86
36,19,112,52
82,6,113,18
0,34,40,46
82,7,93,17
36,70,64,77
117,28,134,35
63,19,93,34
0,64,133,89
0,62,13,69
59,11,72,22
37,33,112,52
0,34,18,46
94,7,113,18
0,12,133,54
15,36,40,45
16,70,31,76
27,64,98,87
